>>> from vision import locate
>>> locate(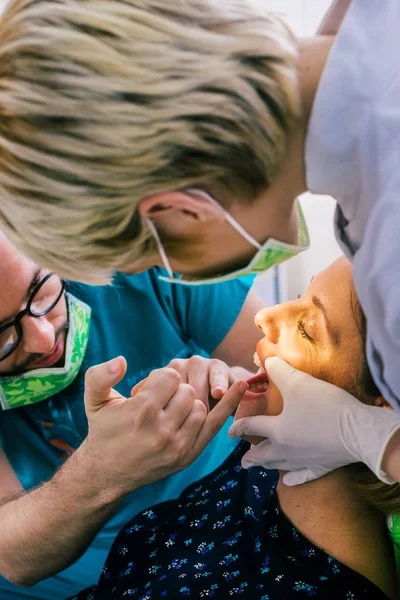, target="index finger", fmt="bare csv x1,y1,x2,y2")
130,377,148,398
191,381,248,456
135,368,181,409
